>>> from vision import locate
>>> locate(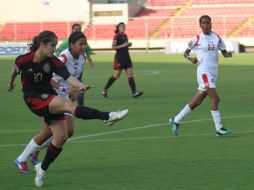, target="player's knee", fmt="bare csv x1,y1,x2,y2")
114,74,120,79
64,100,77,113
67,127,74,138
58,133,68,145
